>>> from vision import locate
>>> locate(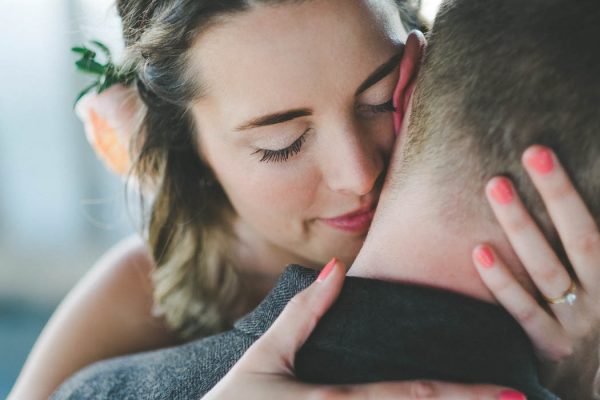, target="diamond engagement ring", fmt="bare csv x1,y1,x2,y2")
543,281,578,305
